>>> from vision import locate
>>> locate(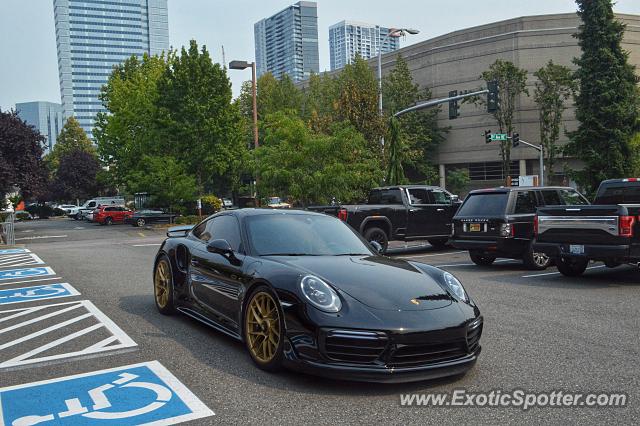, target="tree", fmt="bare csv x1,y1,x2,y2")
0,109,47,202
256,73,303,119
533,60,577,184
95,54,168,189
126,155,197,212
385,117,405,185
302,72,337,133
54,149,101,201
481,59,529,182
47,117,95,170
335,55,385,151
382,54,445,183
155,40,247,195
255,112,383,205
446,168,470,195
565,0,640,193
